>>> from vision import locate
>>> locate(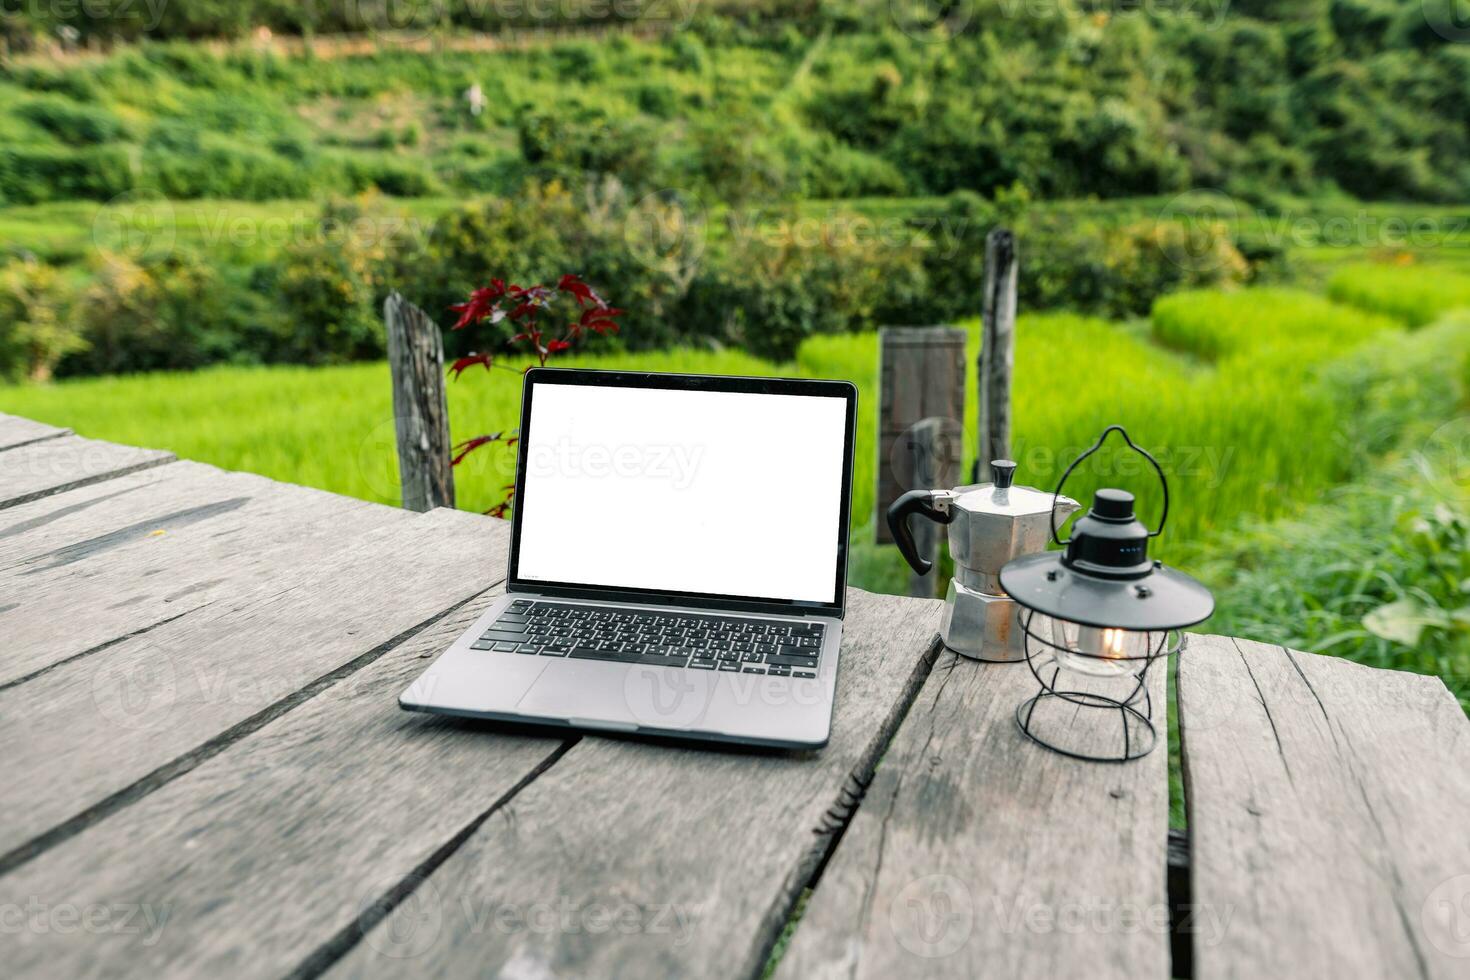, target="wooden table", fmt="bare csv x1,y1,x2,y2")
3,413,1468,979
